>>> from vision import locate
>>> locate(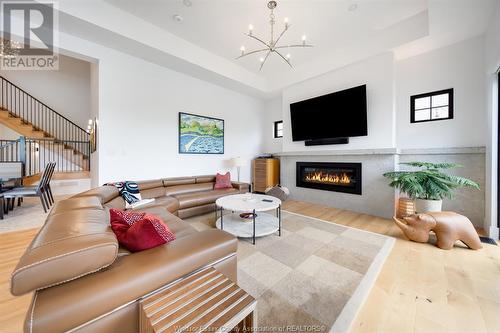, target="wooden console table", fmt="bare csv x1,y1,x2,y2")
140,267,256,333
